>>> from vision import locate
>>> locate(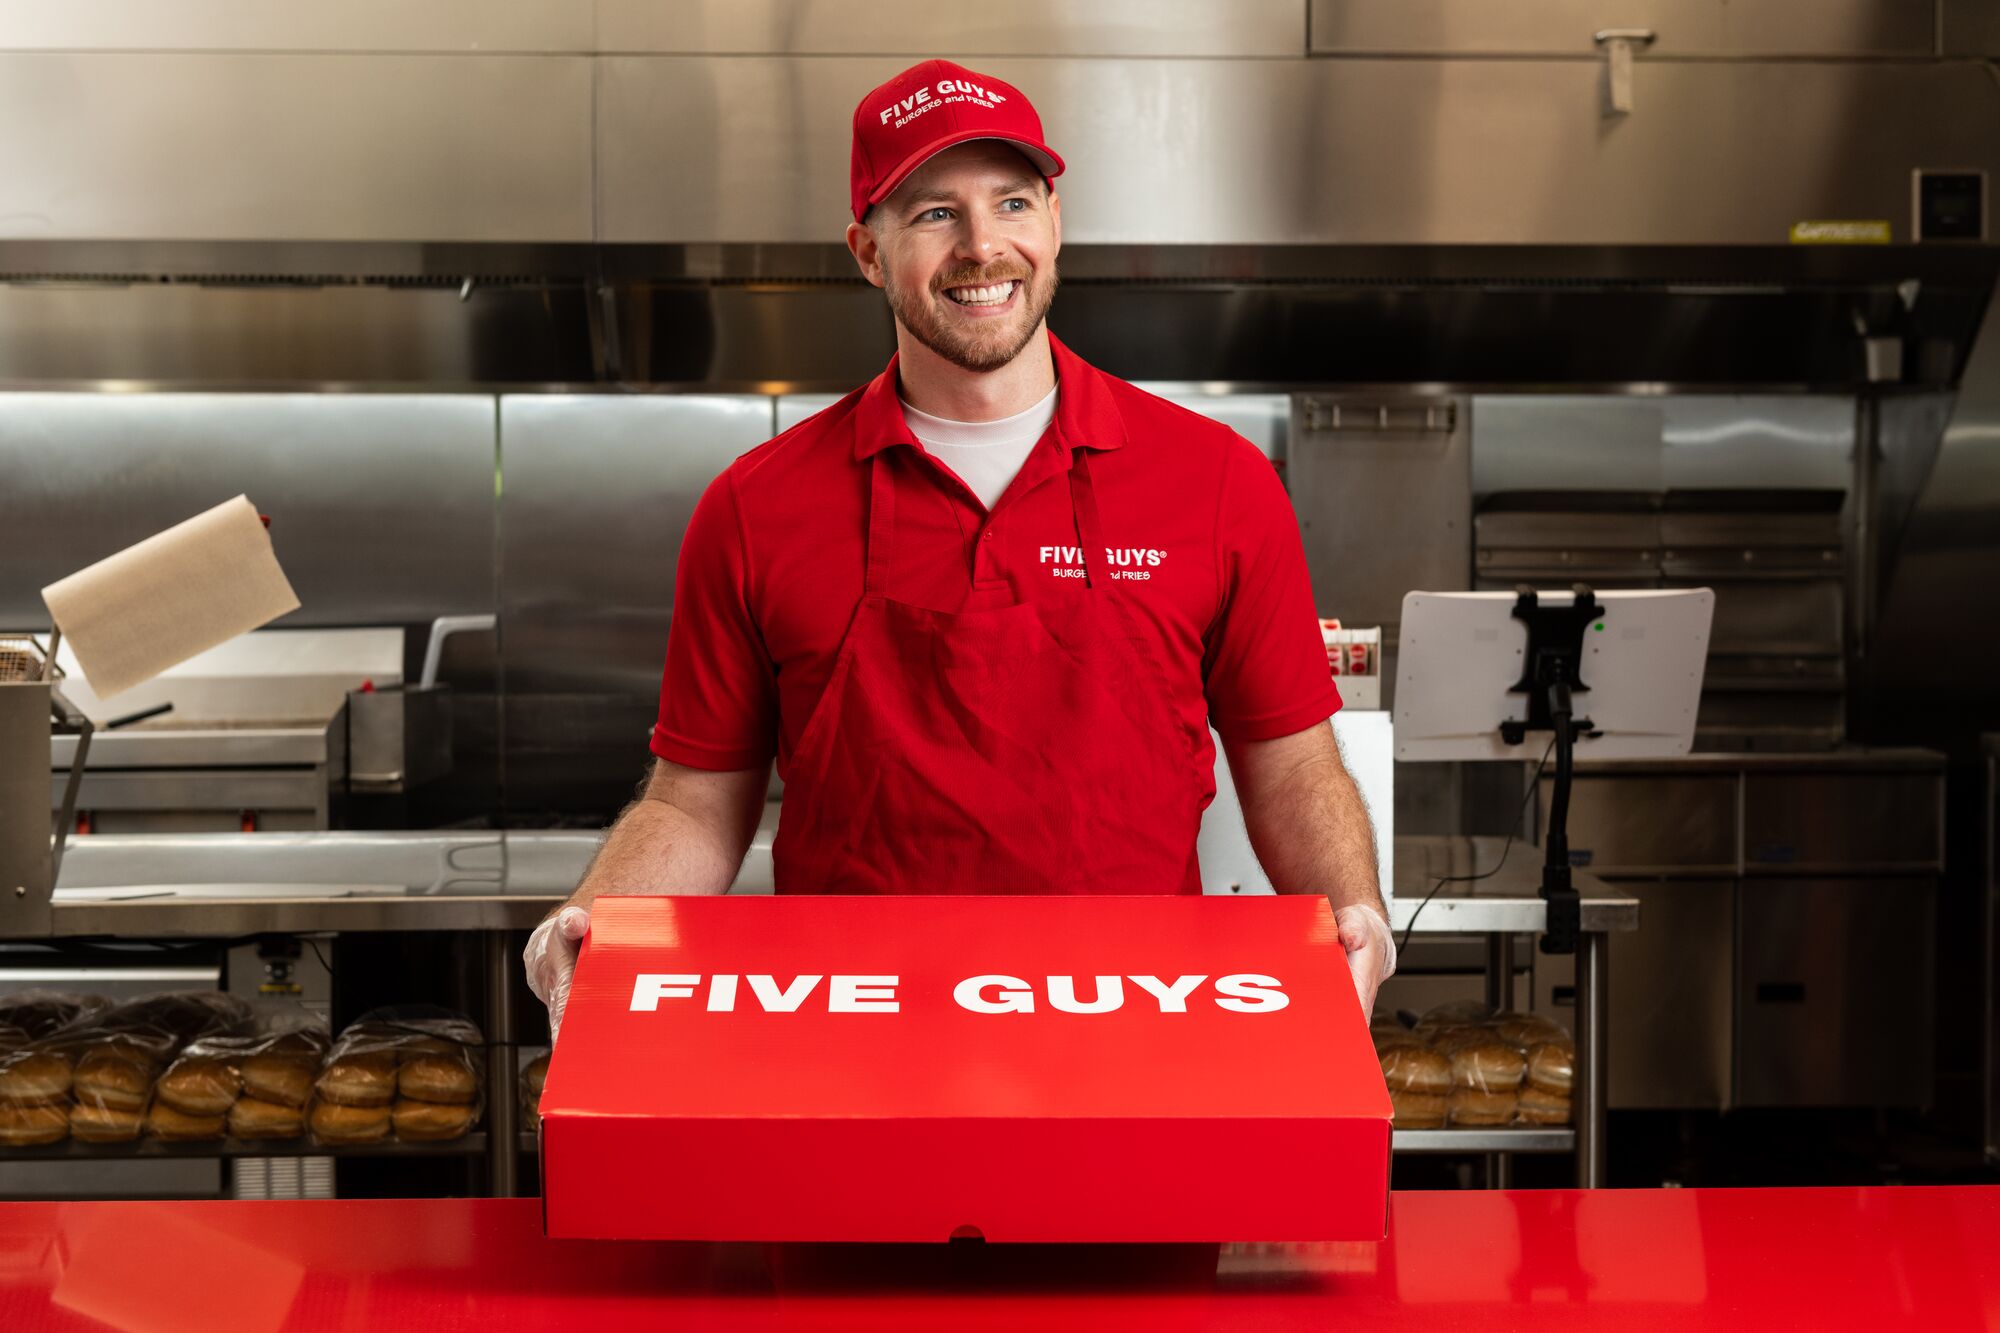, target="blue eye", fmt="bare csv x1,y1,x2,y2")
1002,198,1028,212
919,207,952,223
